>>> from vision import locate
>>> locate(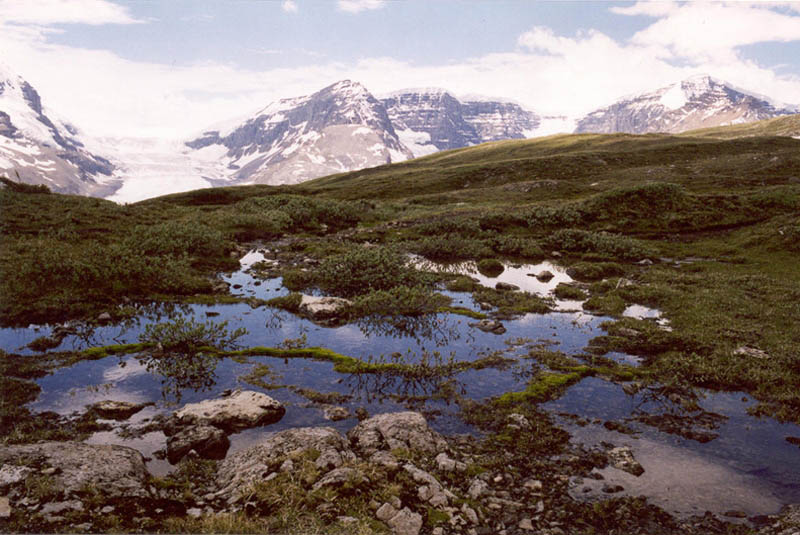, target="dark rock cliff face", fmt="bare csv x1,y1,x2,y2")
381,91,540,152
575,76,797,135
